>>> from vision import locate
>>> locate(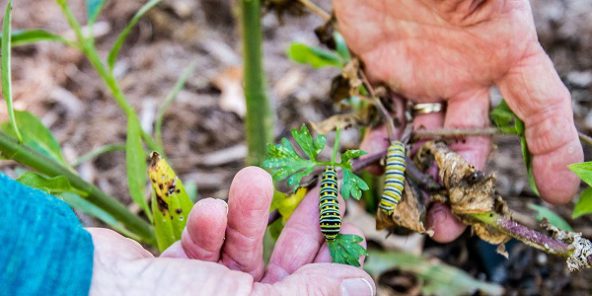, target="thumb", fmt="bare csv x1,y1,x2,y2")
254,264,375,296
